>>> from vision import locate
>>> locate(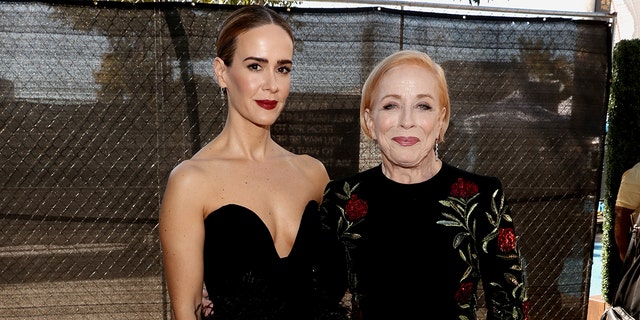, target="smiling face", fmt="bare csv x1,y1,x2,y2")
364,63,446,169
214,24,294,127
